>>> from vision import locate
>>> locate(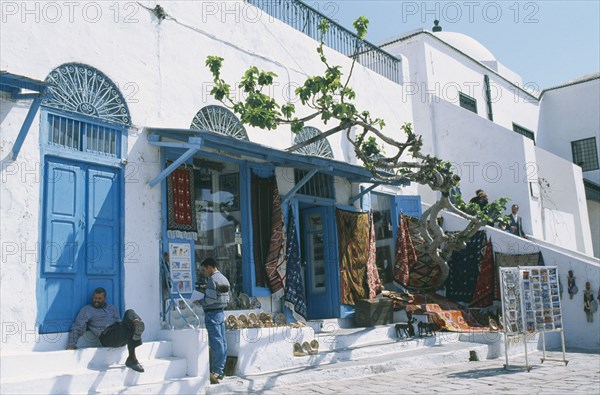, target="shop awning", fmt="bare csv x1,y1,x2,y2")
1,71,54,160
145,127,410,189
